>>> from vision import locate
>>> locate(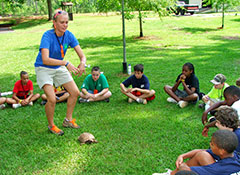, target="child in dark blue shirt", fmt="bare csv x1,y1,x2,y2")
120,64,155,105
164,62,199,108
